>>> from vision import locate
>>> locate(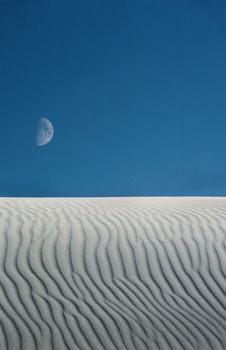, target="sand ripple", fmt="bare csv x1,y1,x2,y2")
0,197,225,350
